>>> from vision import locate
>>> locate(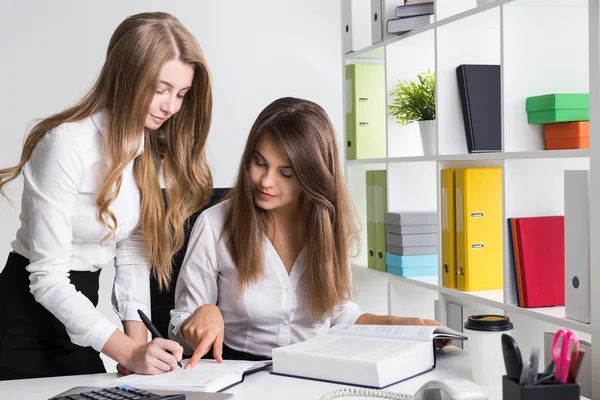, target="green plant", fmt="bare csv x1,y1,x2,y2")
388,69,436,126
